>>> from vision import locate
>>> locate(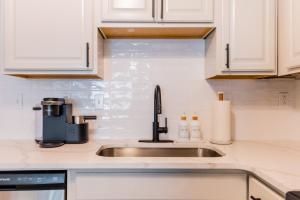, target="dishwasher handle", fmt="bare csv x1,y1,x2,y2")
0,183,65,191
